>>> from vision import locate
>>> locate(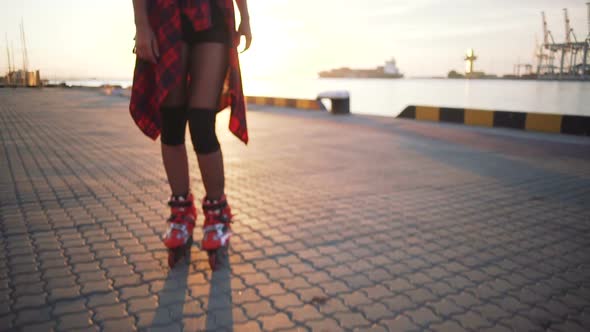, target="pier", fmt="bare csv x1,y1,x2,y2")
1,88,589,331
